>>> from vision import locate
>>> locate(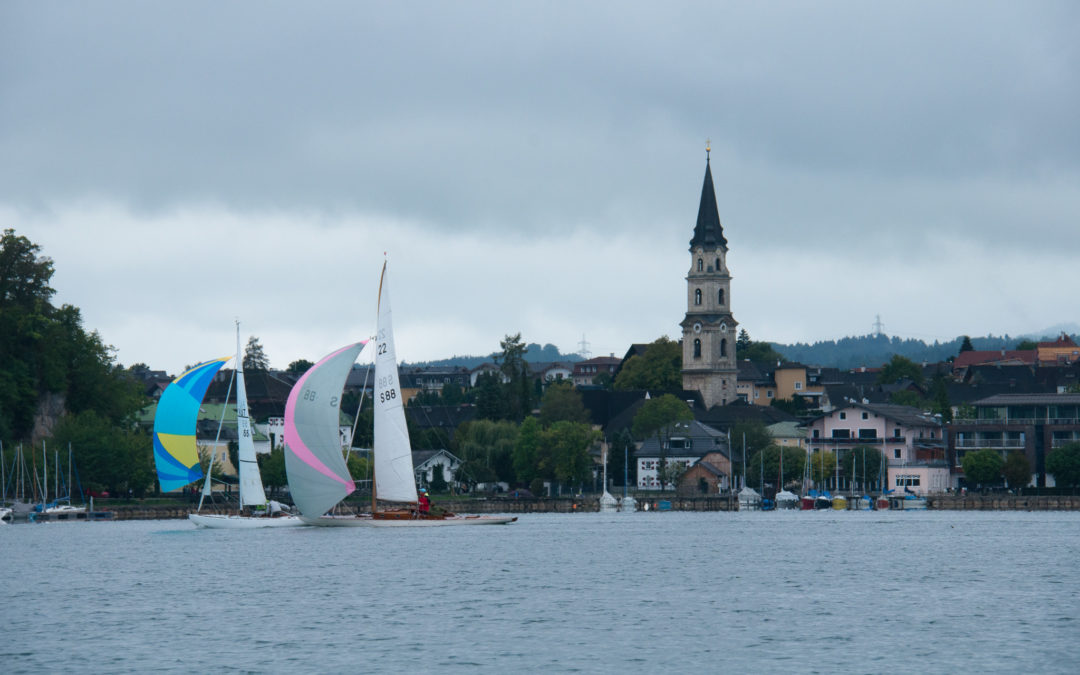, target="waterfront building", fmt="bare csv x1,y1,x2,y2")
635,419,731,490
949,393,1080,488
806,402,947,495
